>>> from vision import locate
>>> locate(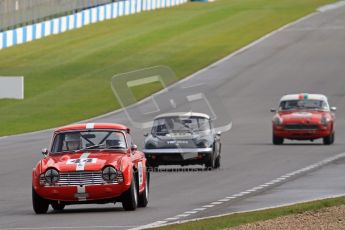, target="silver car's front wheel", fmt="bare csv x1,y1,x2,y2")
205,151,215,169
